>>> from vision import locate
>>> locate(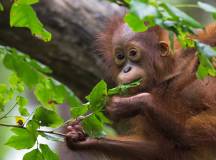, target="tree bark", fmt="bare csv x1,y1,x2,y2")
0,0,122,97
